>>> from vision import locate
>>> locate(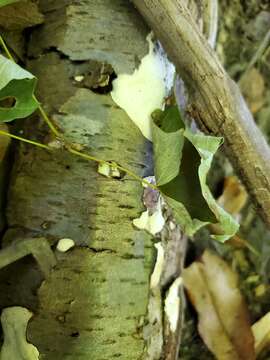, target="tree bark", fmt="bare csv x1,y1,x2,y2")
0,124,10,233
132,0,270,228
1,1,156,359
